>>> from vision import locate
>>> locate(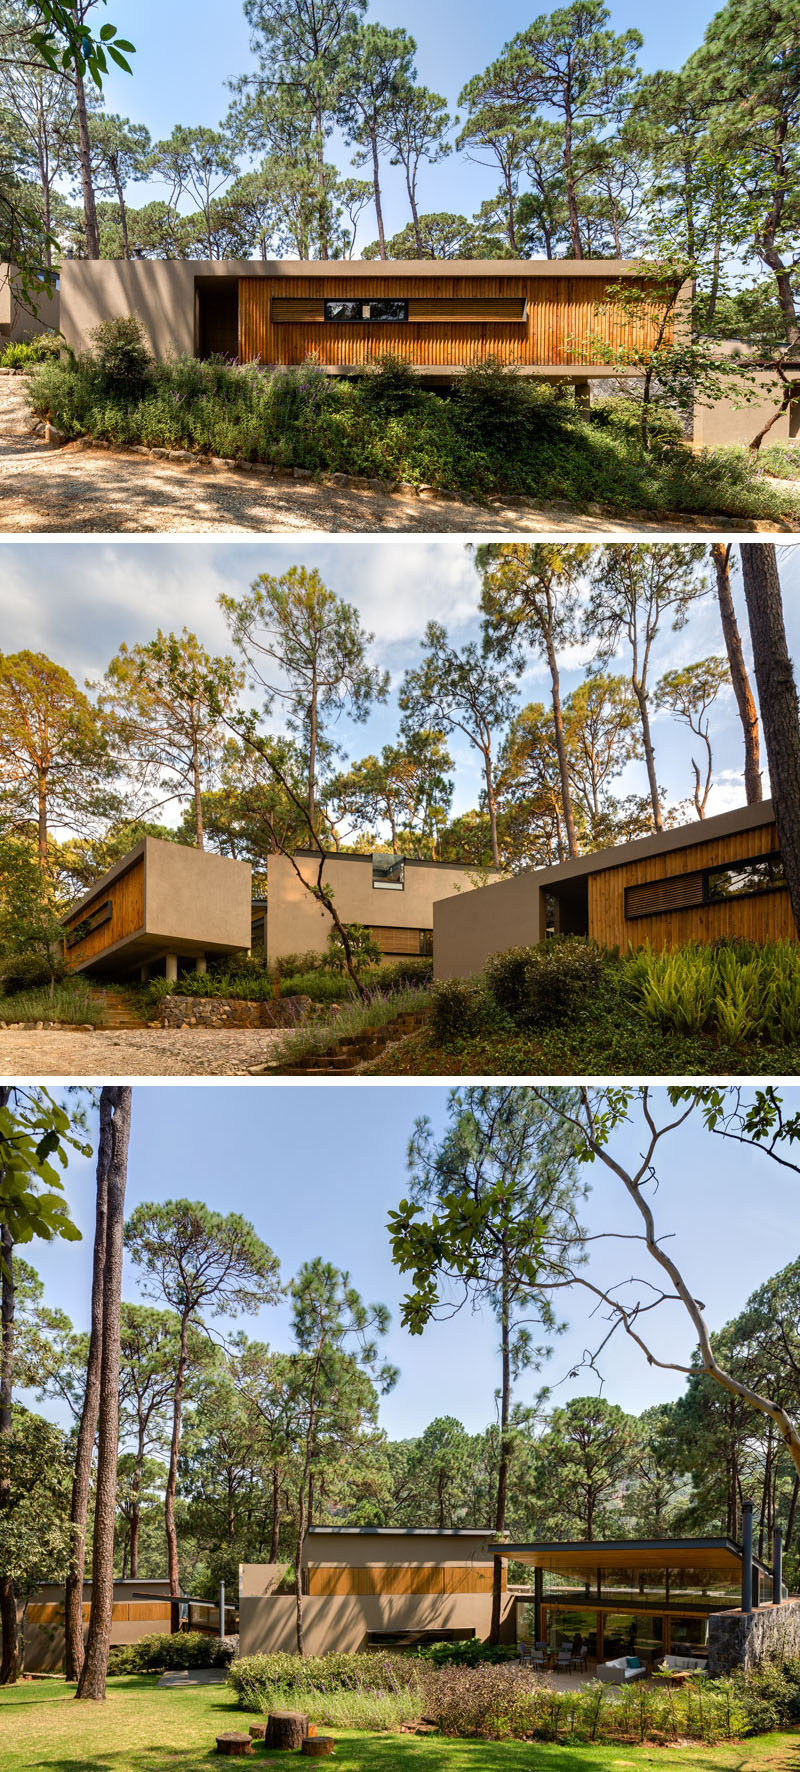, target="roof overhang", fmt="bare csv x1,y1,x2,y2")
188,257,661,282
491,1537,771,1577
517,800,777,894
